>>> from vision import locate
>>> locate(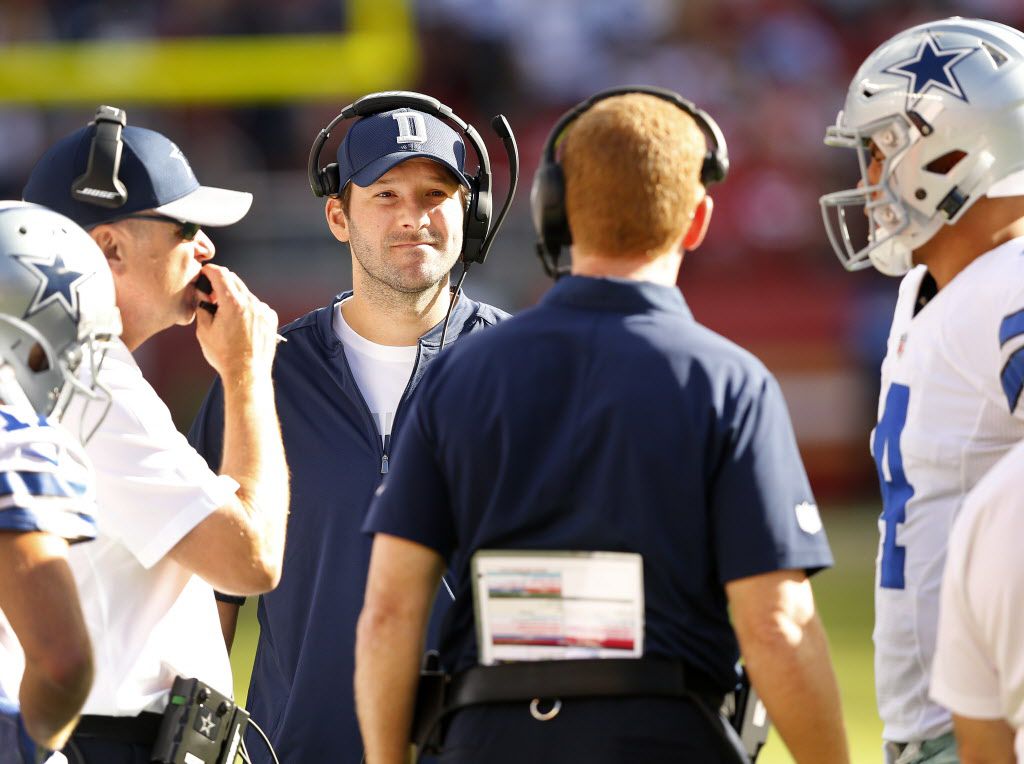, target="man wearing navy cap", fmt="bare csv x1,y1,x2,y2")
22,107,289,762
188,97,508,761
